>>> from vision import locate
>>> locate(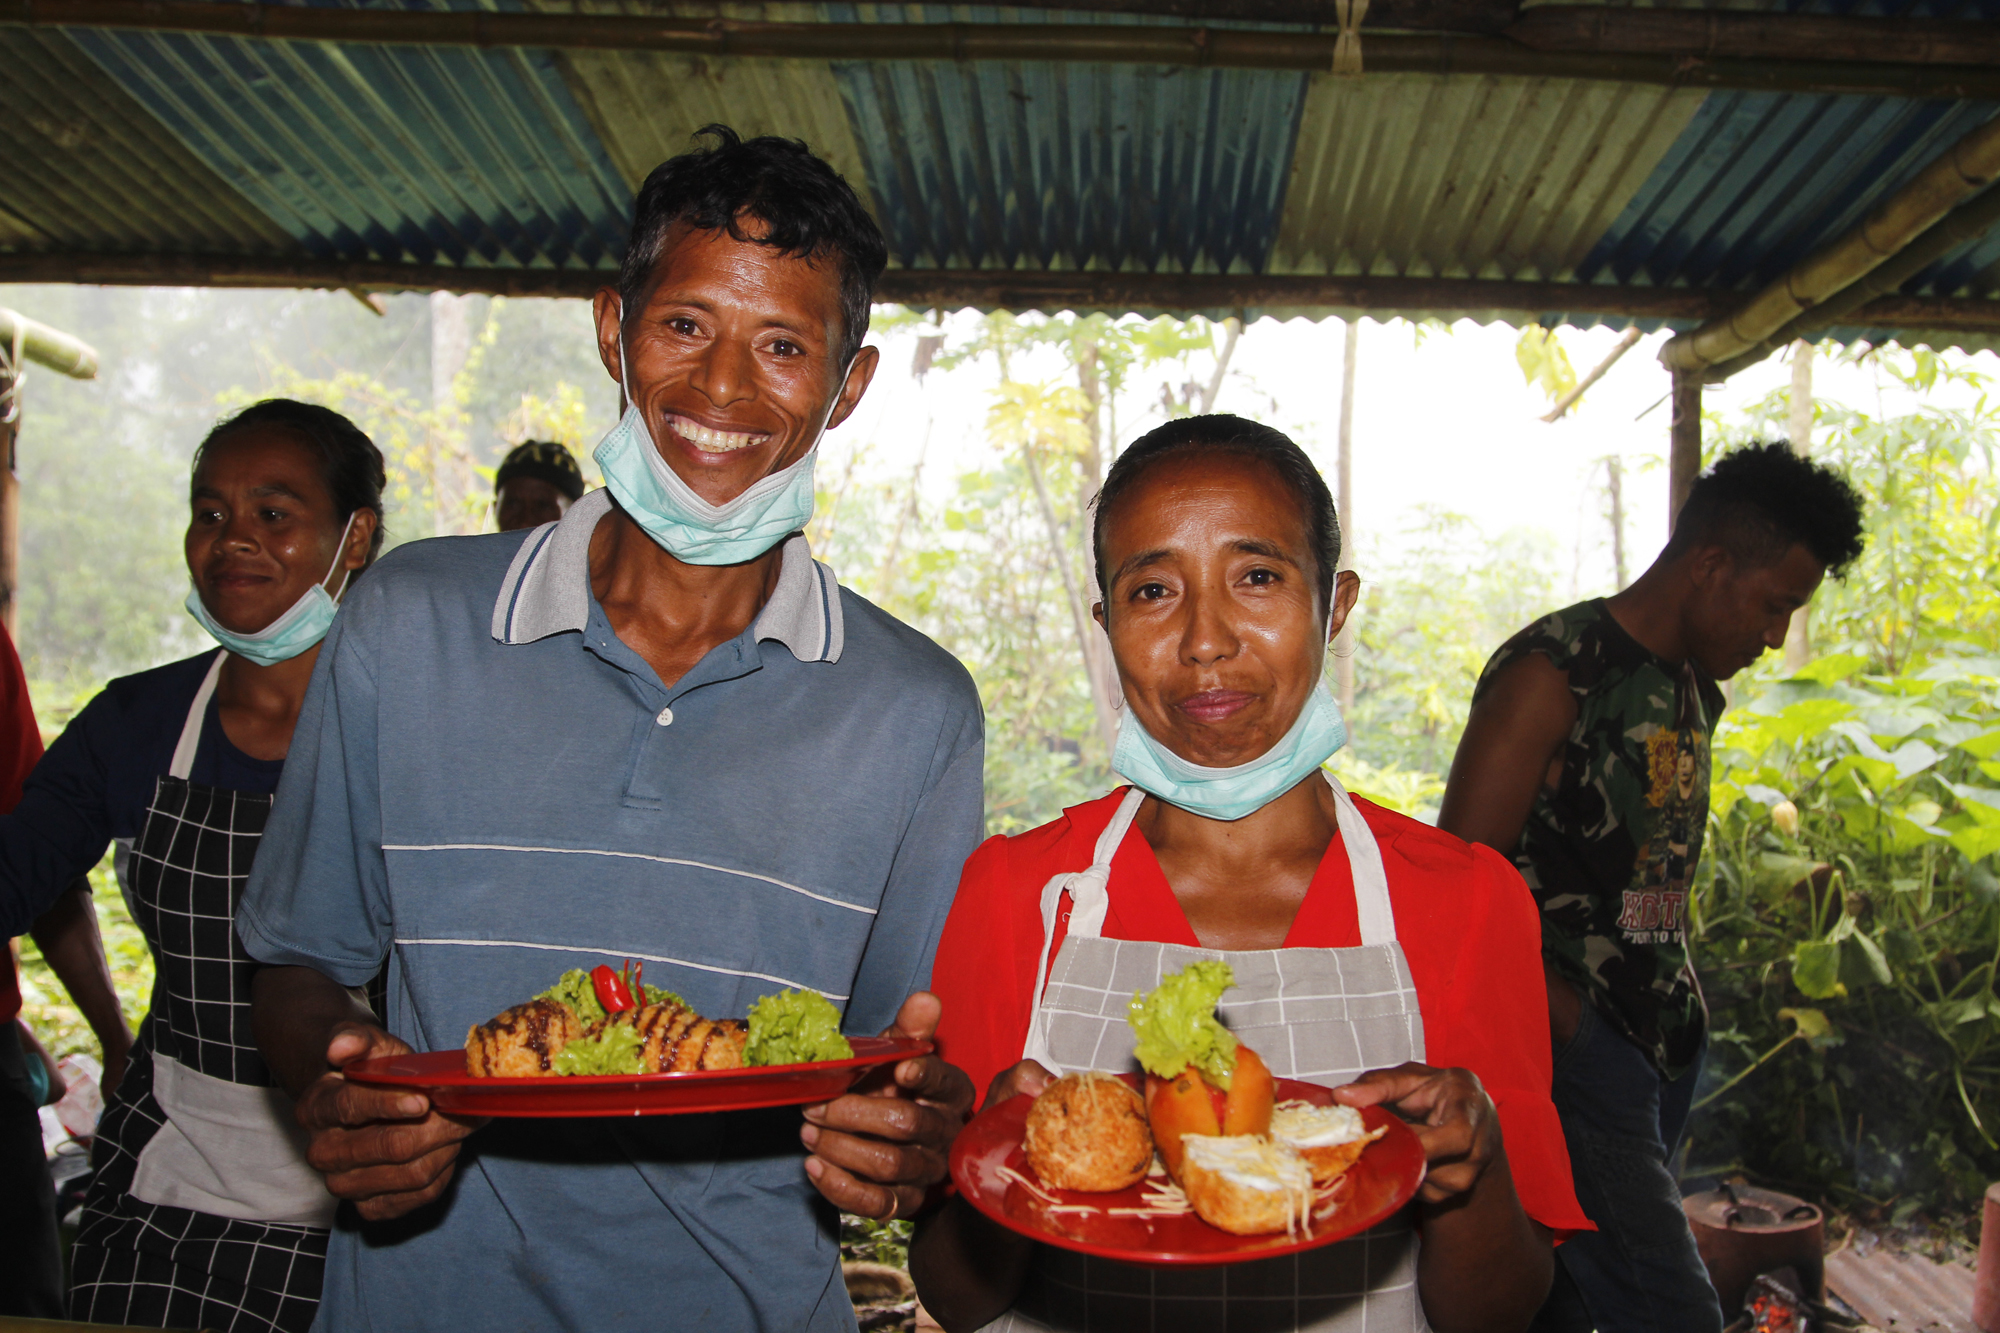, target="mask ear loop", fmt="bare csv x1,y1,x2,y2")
323,509,360,604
